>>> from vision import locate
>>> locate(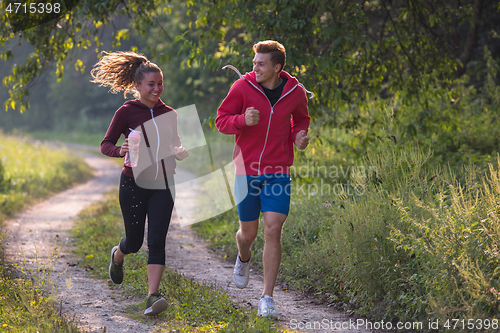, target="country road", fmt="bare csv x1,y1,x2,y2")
3,145,374,333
